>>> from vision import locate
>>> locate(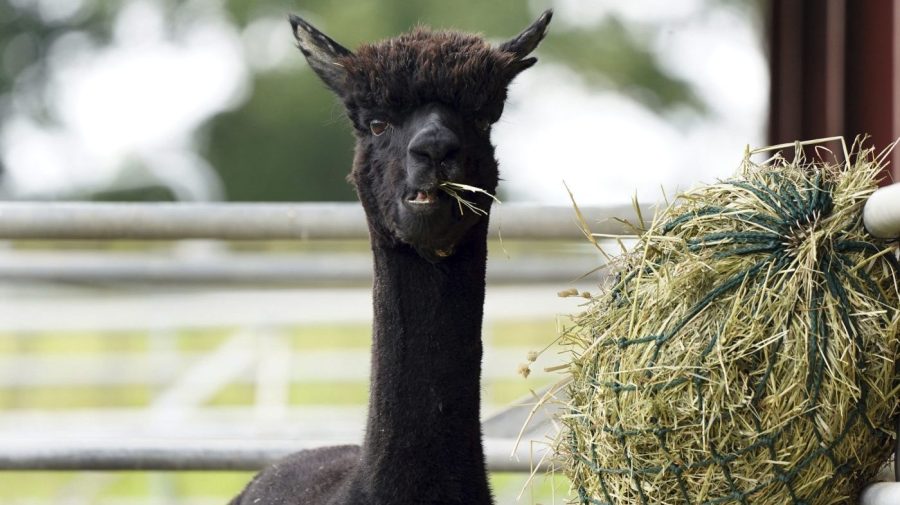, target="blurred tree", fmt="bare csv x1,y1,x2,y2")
0,0,760,202
0,1,114,118
0,0,114,190
543,18,706,113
